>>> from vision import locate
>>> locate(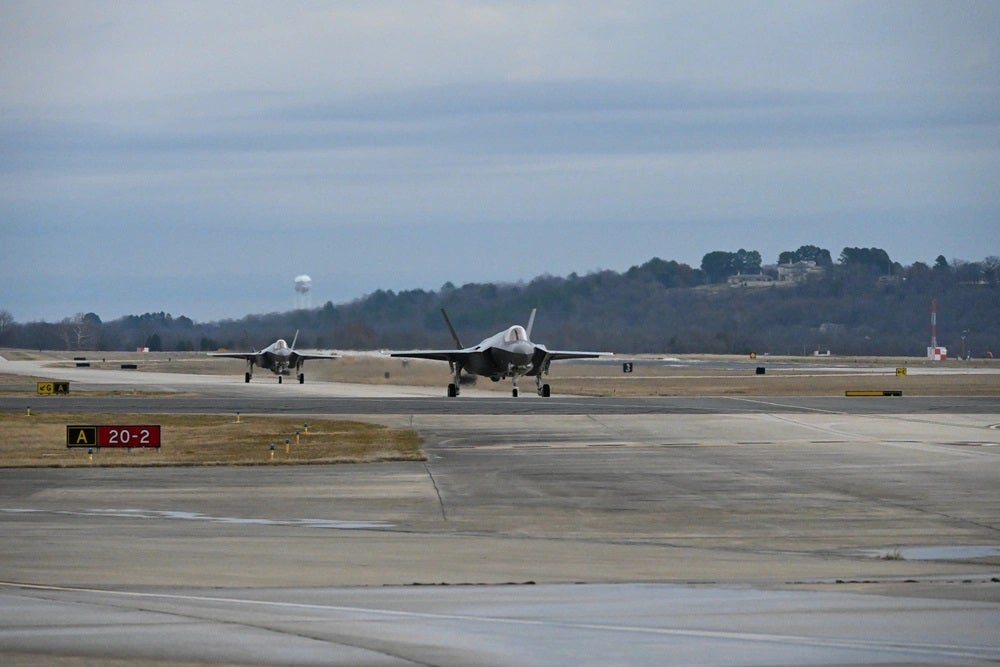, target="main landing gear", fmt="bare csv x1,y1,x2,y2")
445,368,552,398
447,380,550,397
447,362,462,397
510,375,552,397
